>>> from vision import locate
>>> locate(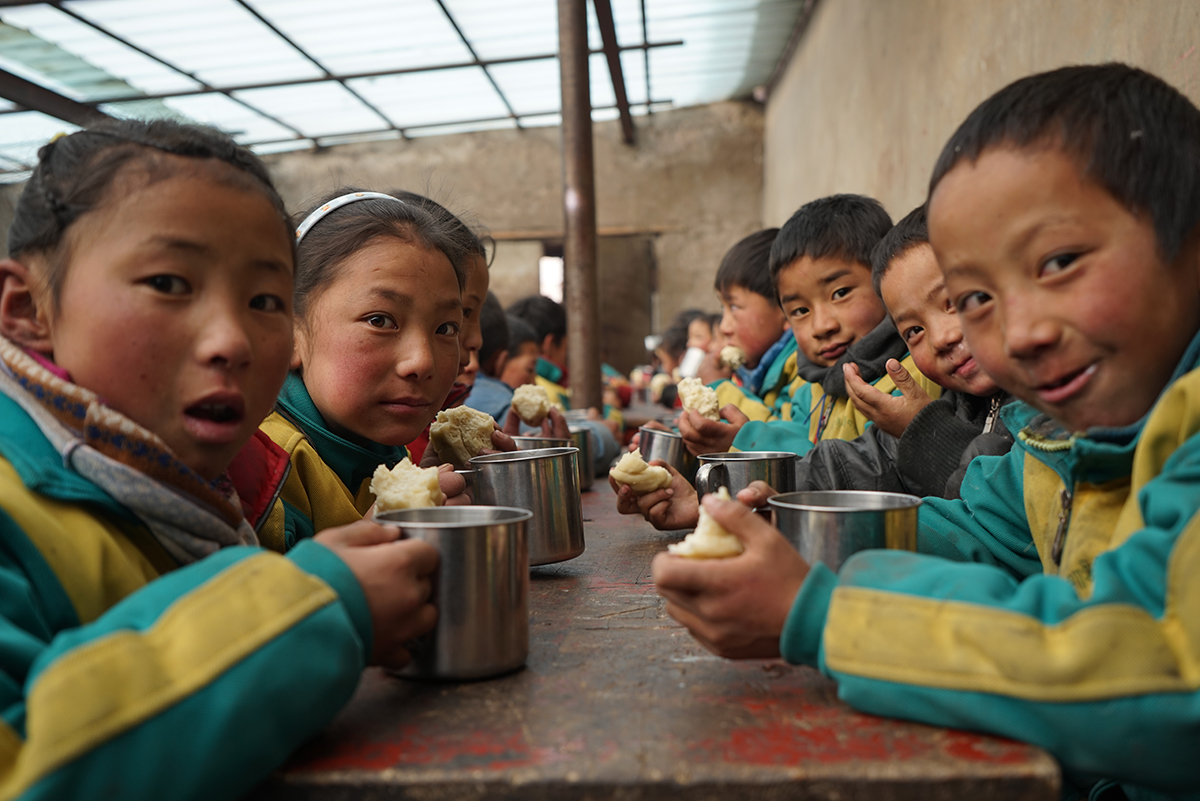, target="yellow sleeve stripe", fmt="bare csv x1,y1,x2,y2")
823,510,1200,702
0,552,337,799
